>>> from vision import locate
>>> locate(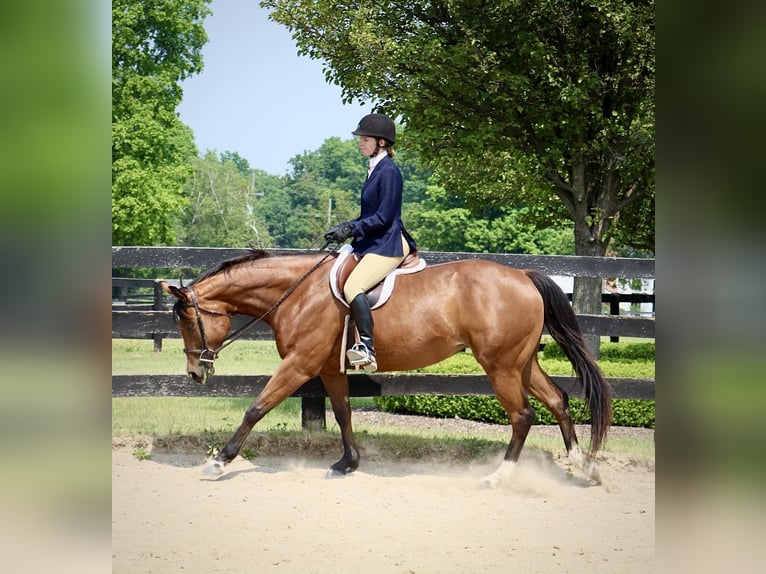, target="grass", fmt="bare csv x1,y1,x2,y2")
112,396,305,436
112,338,654,460
132,446,152,461
112,337,654,377
112,339,283,375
